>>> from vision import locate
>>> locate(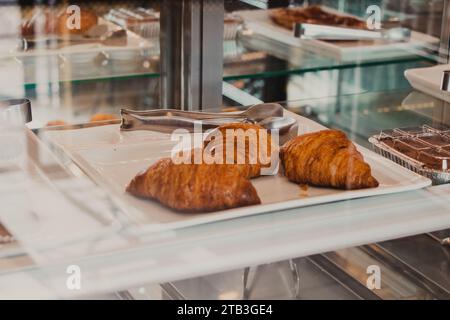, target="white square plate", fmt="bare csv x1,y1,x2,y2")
42,111,431,233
